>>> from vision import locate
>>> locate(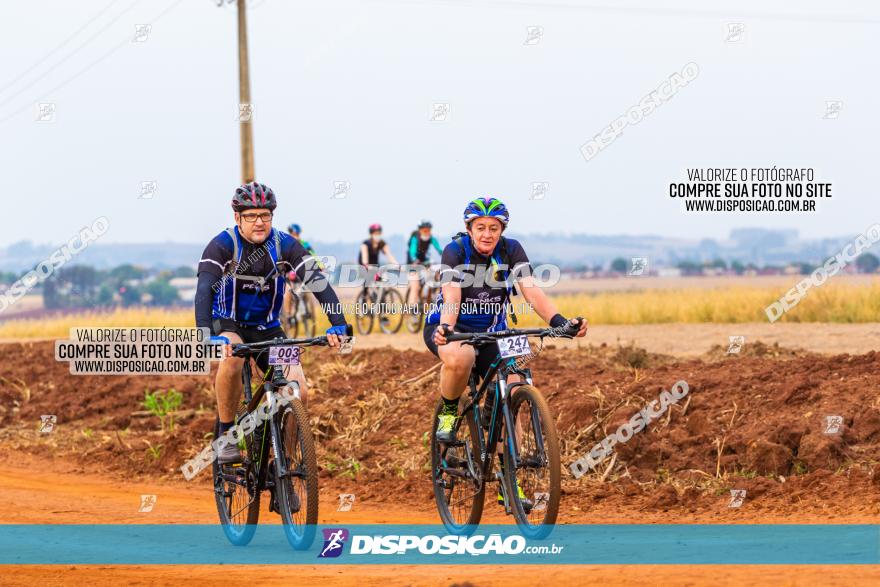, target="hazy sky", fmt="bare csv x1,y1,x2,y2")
1,0,877,247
